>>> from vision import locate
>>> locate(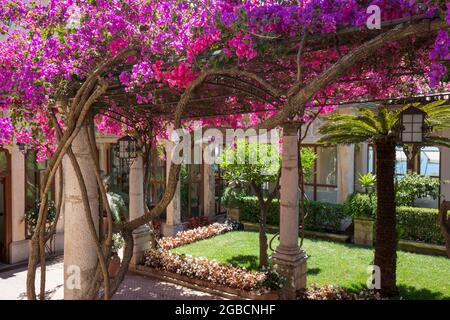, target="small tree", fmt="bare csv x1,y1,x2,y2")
319,101,450,296
220,141,316,268
220,141,280,268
